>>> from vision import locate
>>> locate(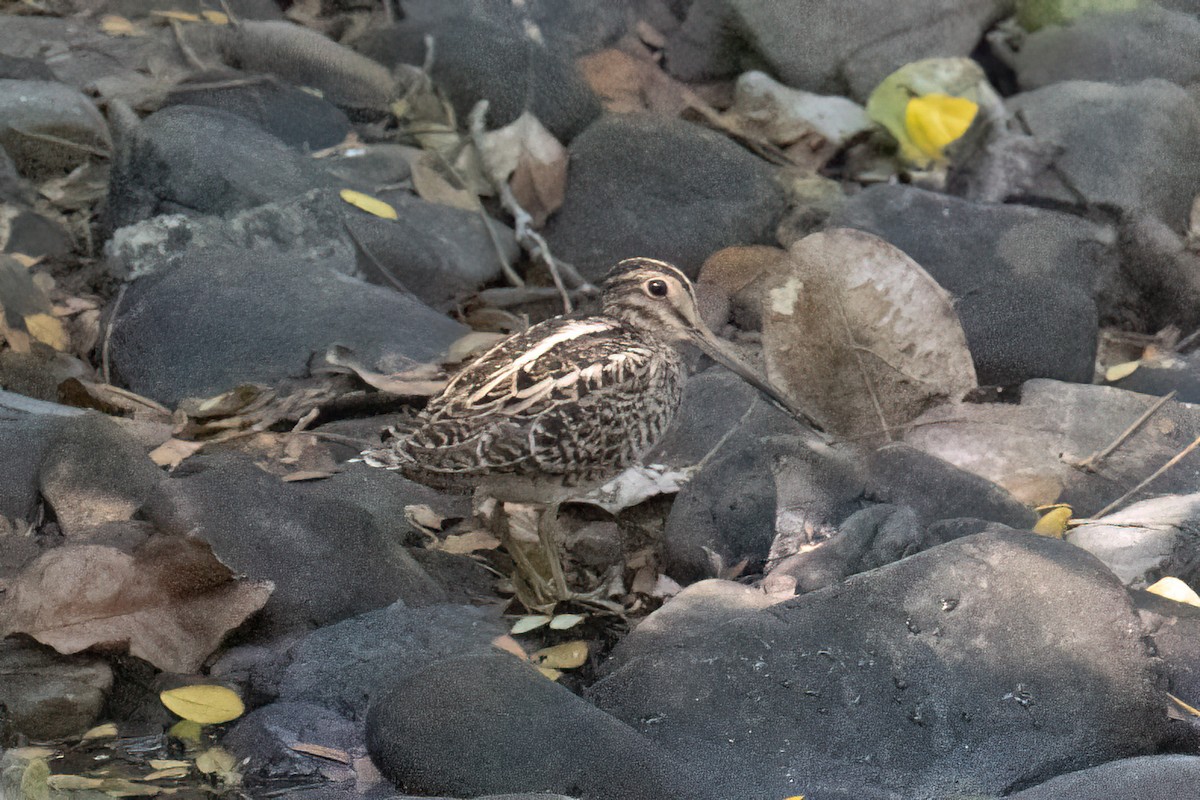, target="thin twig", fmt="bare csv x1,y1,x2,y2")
1093,432,1200,518
476,204,526,287
8,126,110,159
217,0,241,26
1067,390,1177,473
169,18,208,71
467,100,584,314
475,285,597,308
342,220,415,296
168,76,273,94
101,283,127,385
